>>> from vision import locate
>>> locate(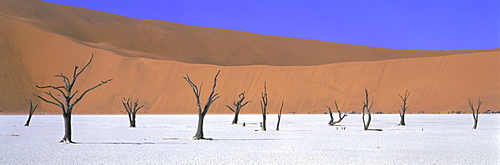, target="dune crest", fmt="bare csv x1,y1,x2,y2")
0,0,498,114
